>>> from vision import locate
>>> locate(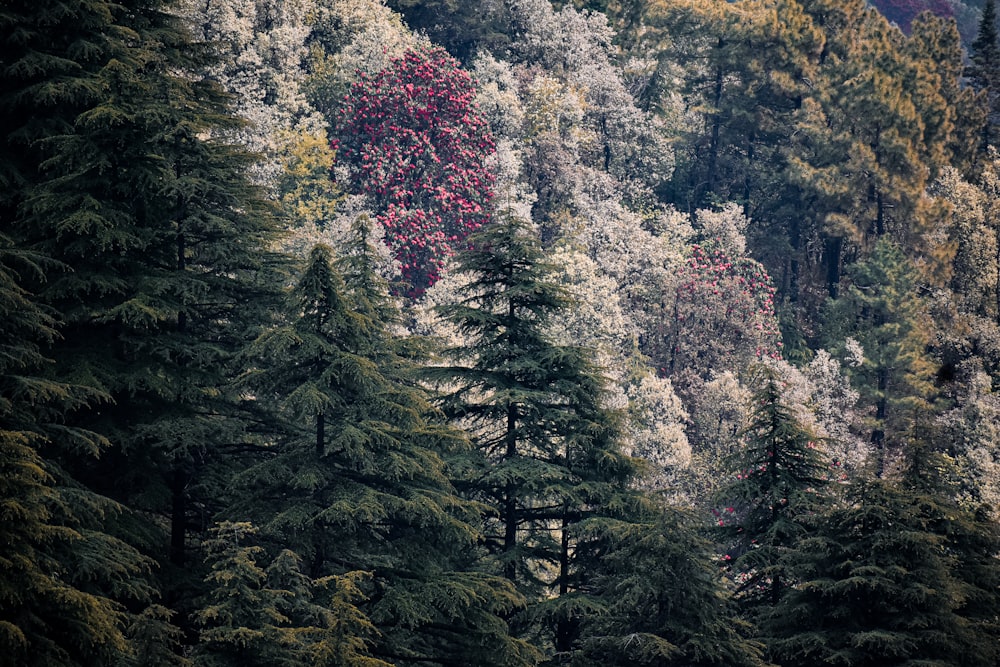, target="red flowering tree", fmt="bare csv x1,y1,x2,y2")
663,241,782,387
332,46,496,296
